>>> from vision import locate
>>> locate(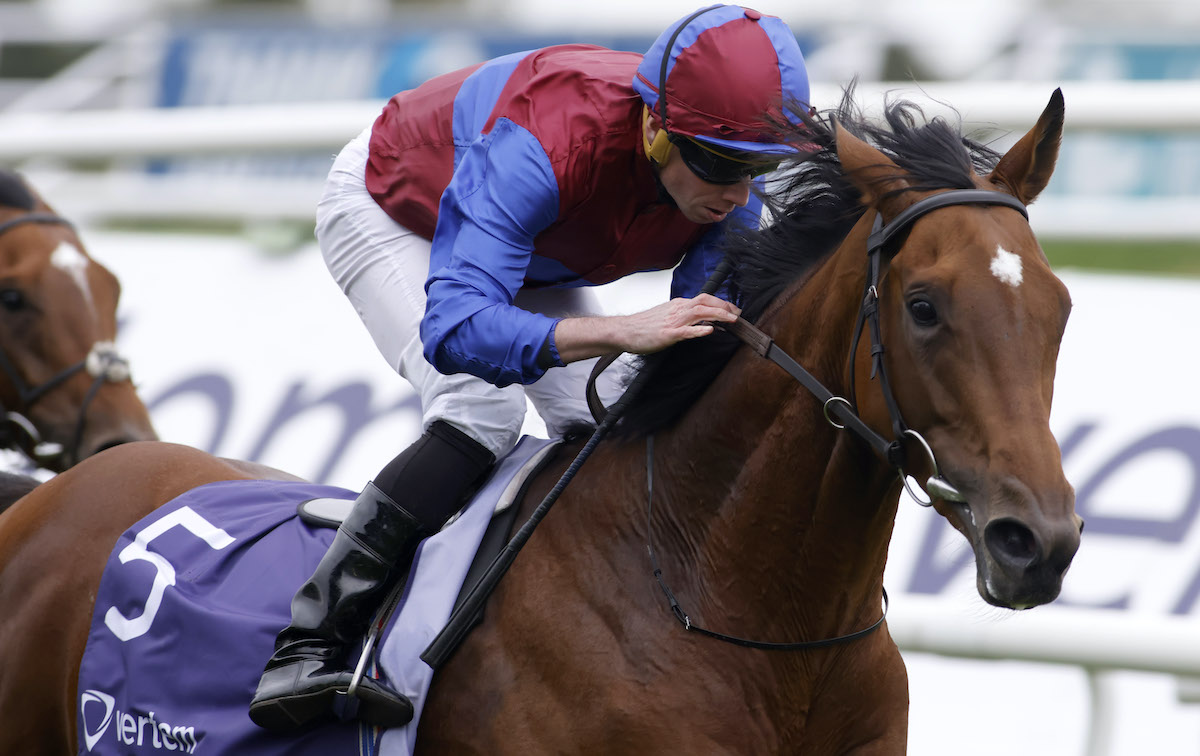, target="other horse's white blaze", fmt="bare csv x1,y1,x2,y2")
990,245,1023,288
51,242,94,310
